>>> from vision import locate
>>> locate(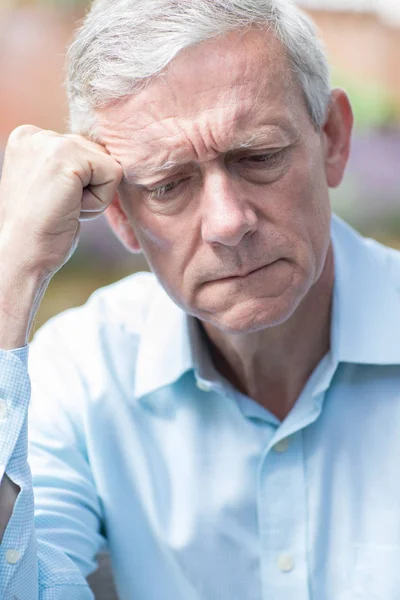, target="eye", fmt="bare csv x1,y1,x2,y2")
243,150,284,166
149,178,185,199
